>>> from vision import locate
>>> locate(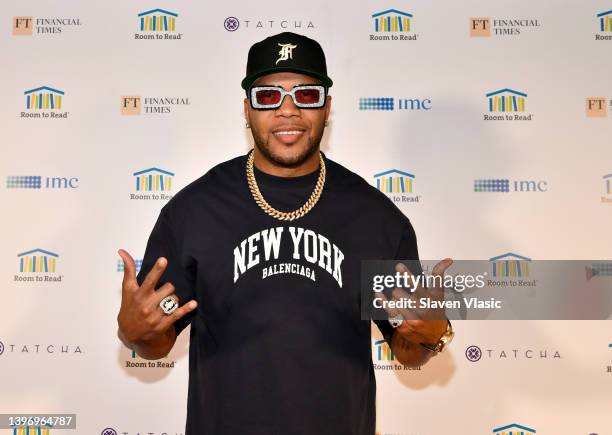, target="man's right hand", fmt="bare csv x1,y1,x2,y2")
117,249,198,358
